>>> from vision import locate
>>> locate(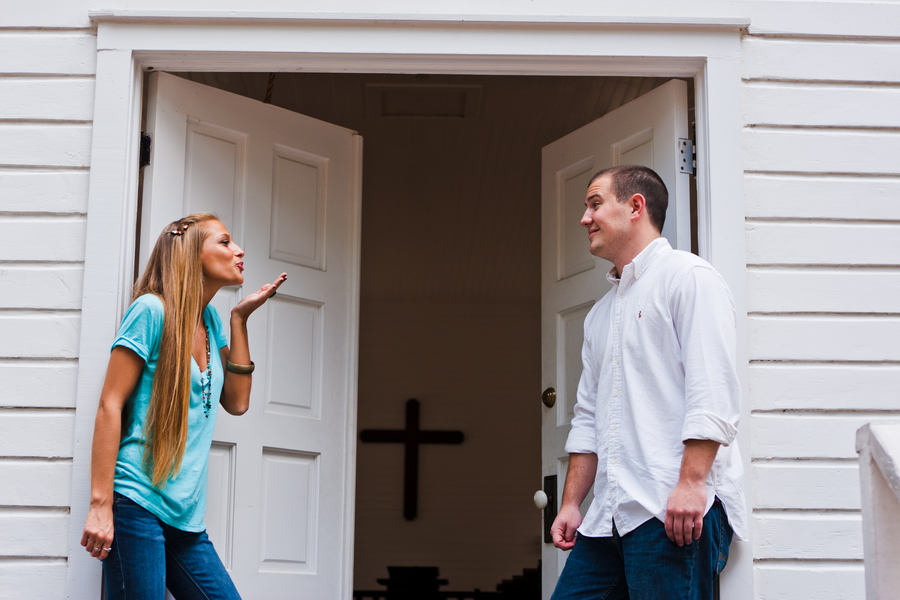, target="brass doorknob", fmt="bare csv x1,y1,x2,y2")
542,387,556,408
